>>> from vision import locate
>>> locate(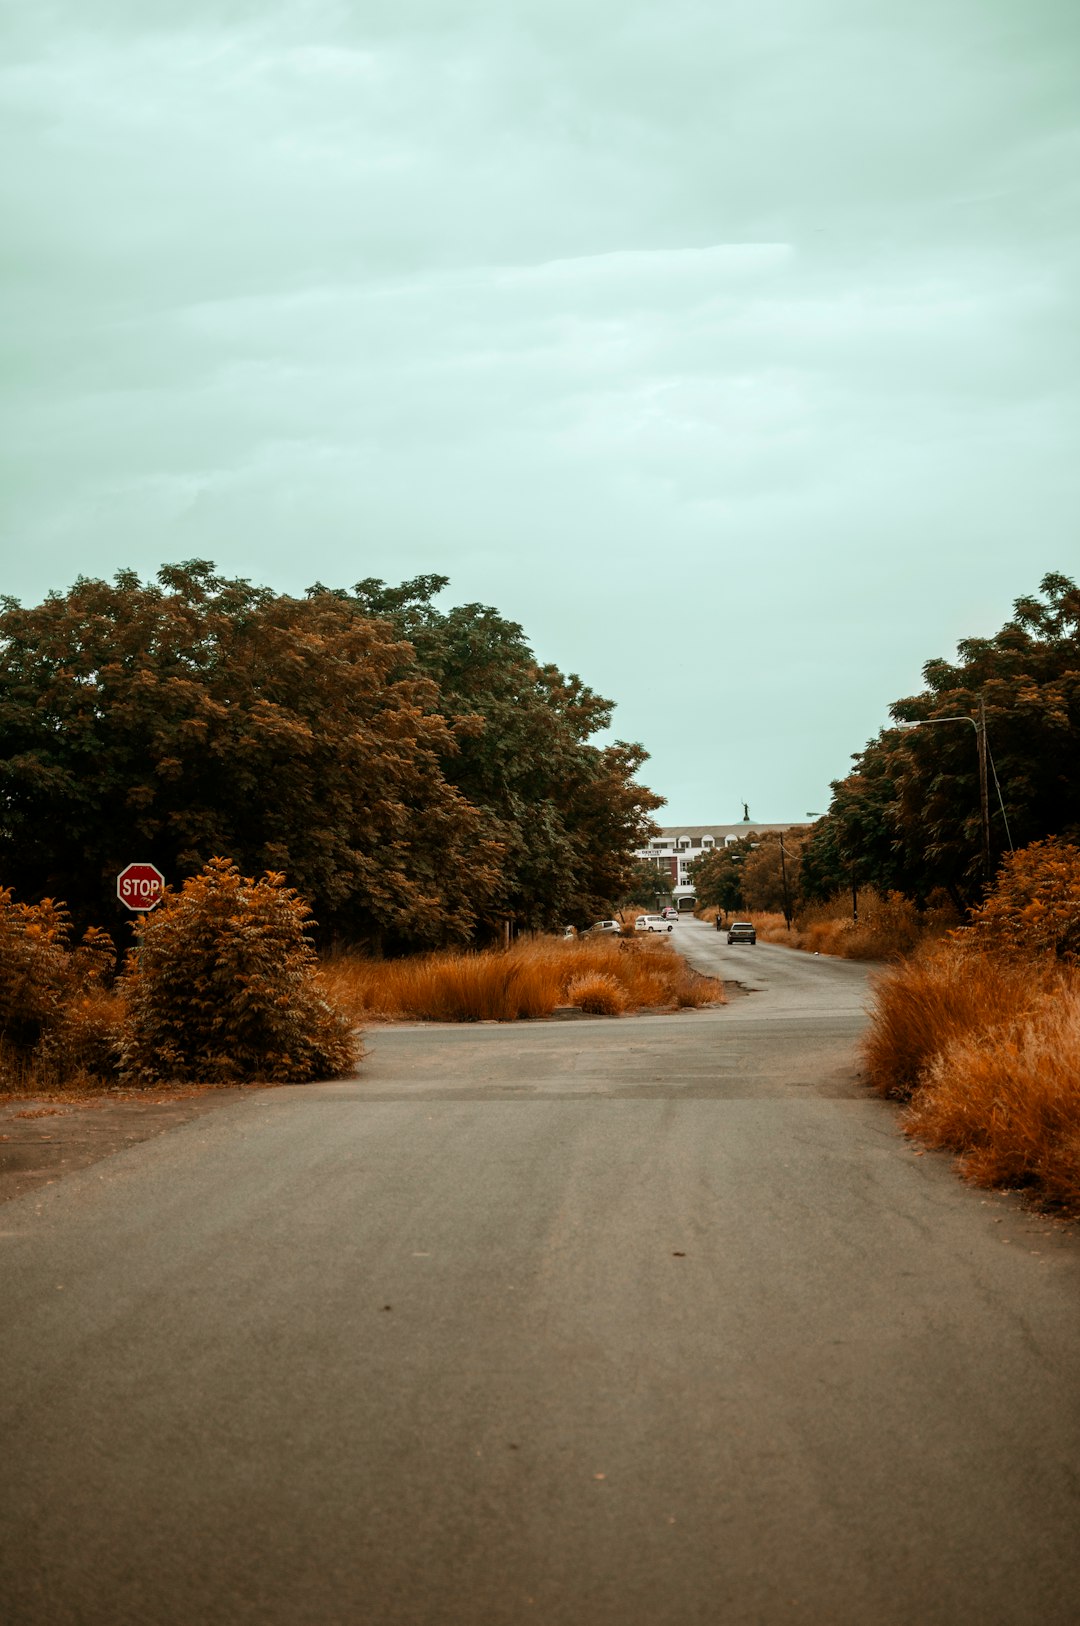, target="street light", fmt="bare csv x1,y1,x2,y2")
894,698,1013,881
